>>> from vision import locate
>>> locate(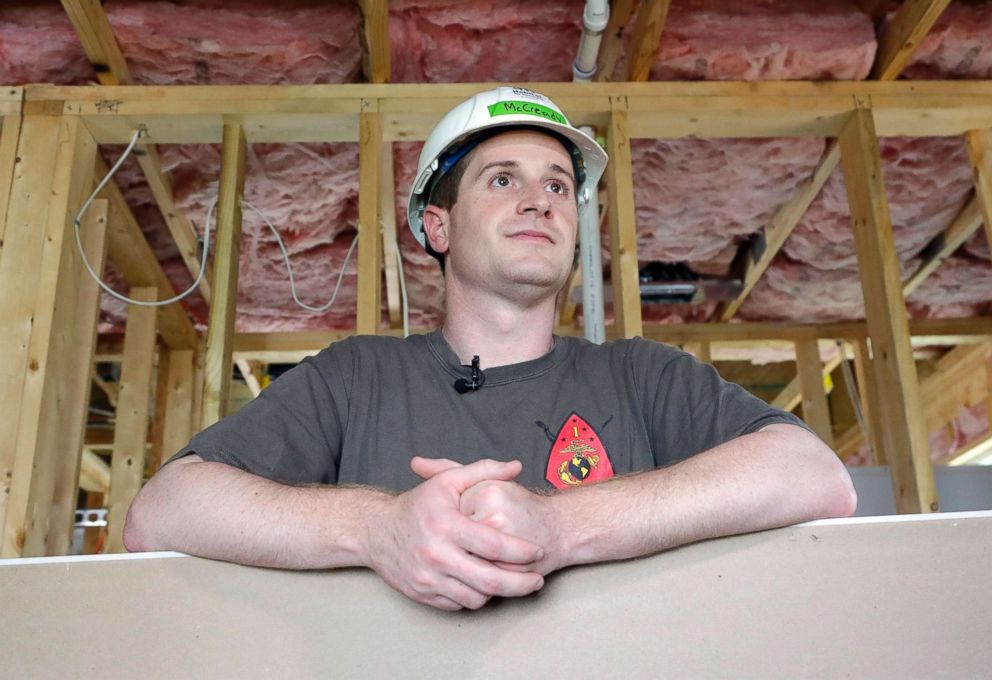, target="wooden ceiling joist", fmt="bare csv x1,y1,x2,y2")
870,0,952,81
61,0,213,303
357,0,391,84
625,0,673,82
60,0,133,86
